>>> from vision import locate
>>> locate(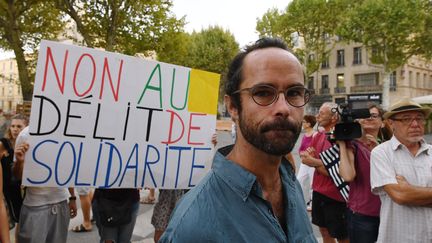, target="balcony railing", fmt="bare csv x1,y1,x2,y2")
351,85,382,93
334,87,346,93
320,88,330,94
